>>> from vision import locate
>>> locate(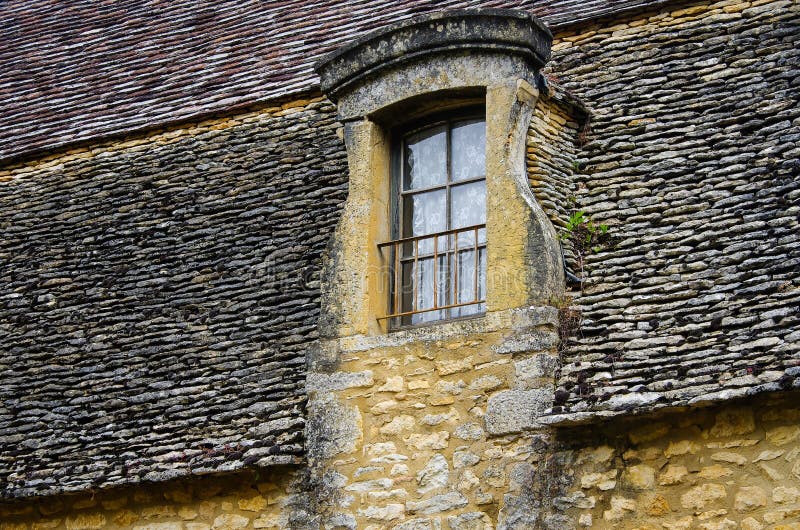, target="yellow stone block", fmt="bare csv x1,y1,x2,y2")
680,483,727,511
